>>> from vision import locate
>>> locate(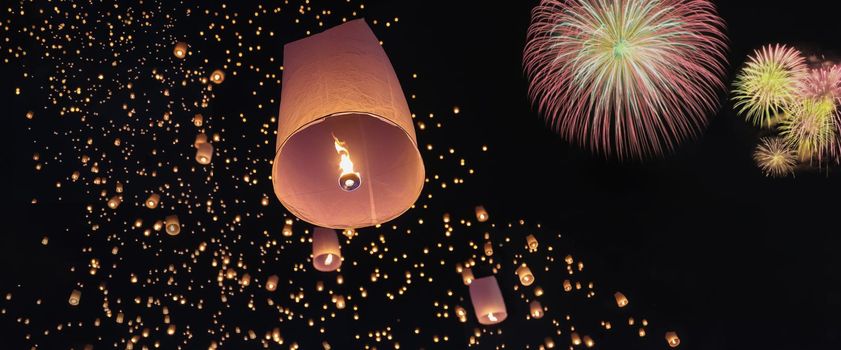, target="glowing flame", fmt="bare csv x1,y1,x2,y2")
333,134,361,191
487,313,498,322
334,135,354,172
324,253,334,265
